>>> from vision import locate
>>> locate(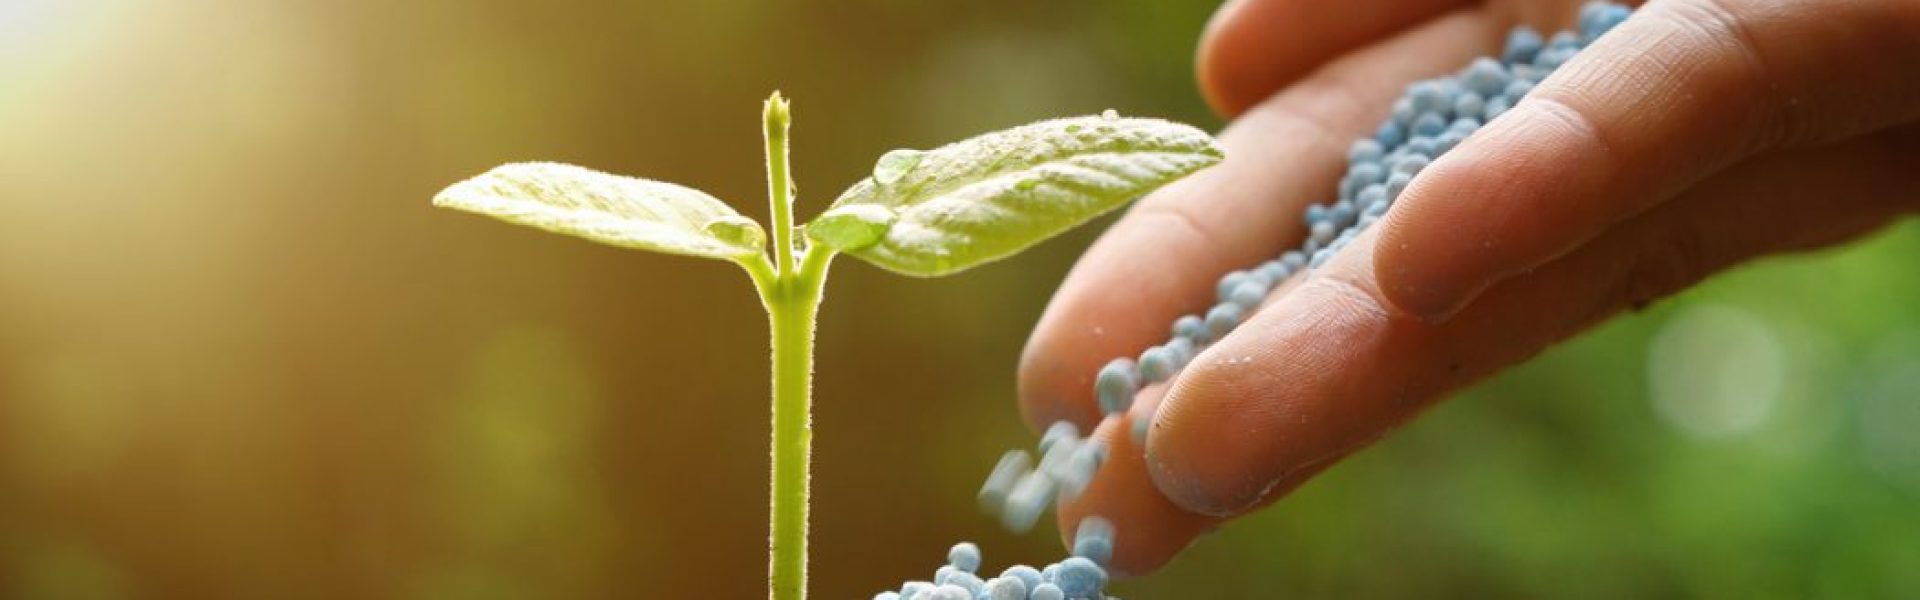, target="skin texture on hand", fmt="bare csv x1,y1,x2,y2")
1018,0,1920,577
